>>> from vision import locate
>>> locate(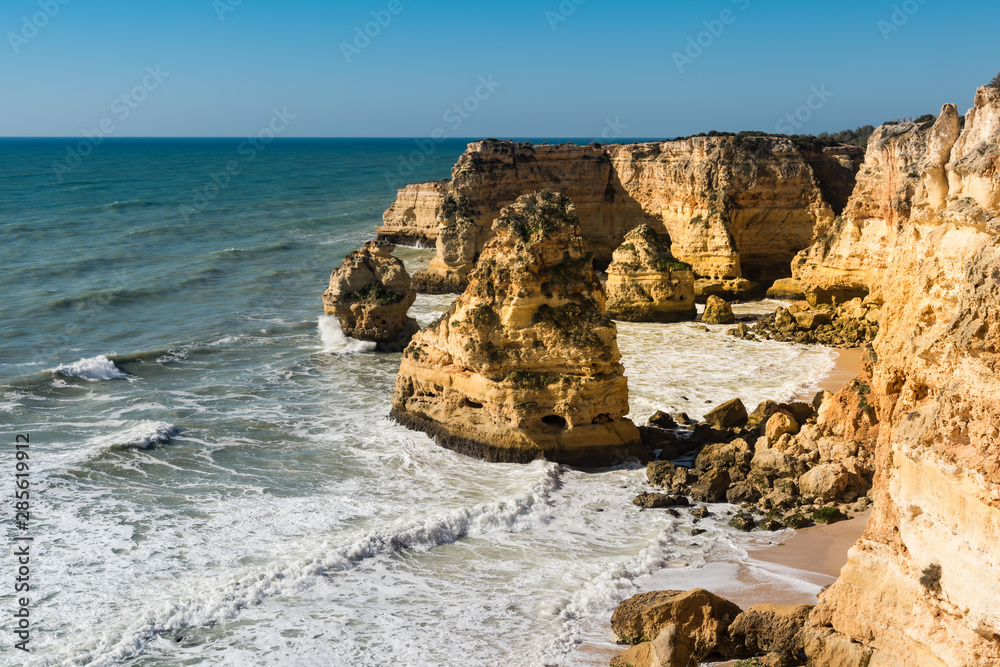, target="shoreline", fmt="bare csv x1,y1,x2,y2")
573,345,869,666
